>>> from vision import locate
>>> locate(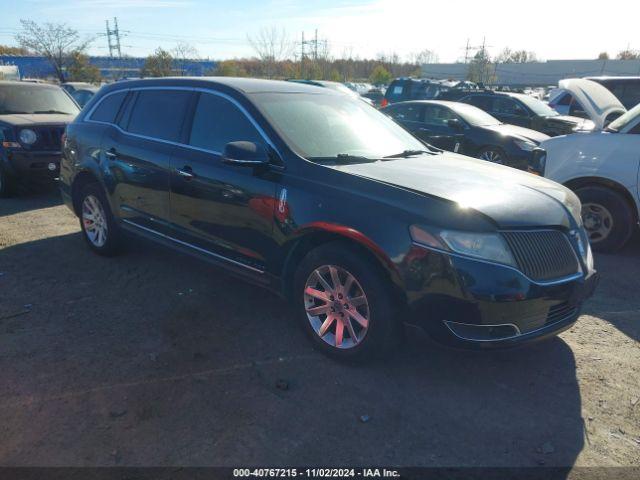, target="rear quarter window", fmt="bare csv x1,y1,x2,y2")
89,91,127,123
